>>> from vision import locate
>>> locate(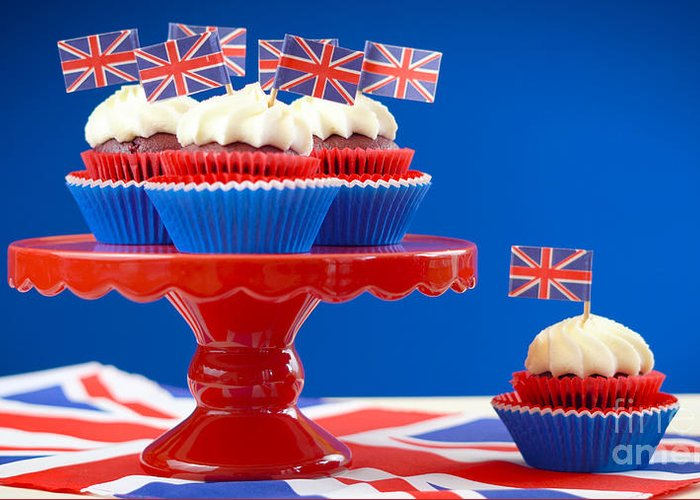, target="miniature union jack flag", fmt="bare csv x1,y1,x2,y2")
359,41,442,103
135,32,229,103
57,29,140,93
258,38,338,91
168,23,247,77
273,35,363,105
509,245,593,301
